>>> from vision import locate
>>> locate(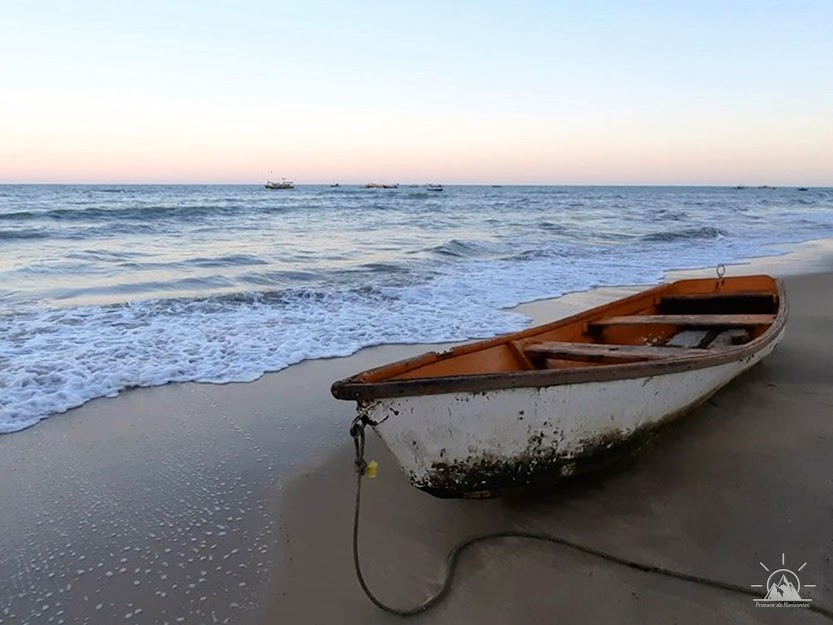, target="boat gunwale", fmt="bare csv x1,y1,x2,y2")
331,277,787,401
